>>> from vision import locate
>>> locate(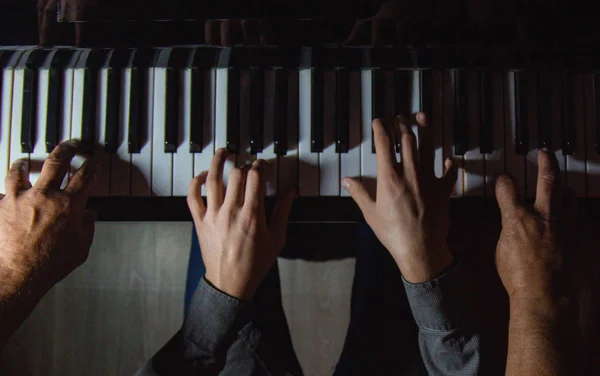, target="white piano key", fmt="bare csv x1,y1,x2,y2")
442,70,464,196
550,72,567,184
484,71,506,196
277,70,299,196
30,63,50,186
504,71,526,198
9,67,30,179
110,65,132,196
411,70,421,150
151,64,174,196
131,65,154,196
463,71,485,196
0,56,20,194
89,62,110,197
70,53,92,176
172,67,194,197
431,70,445,179
194,69,216,197
298,68,319,196
566,74,587,197
584,74,600,197
525,72,539,200
340,71,361,196
319,70,339,196
257,69,276,196
360,69,377,197
215,67,236,188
